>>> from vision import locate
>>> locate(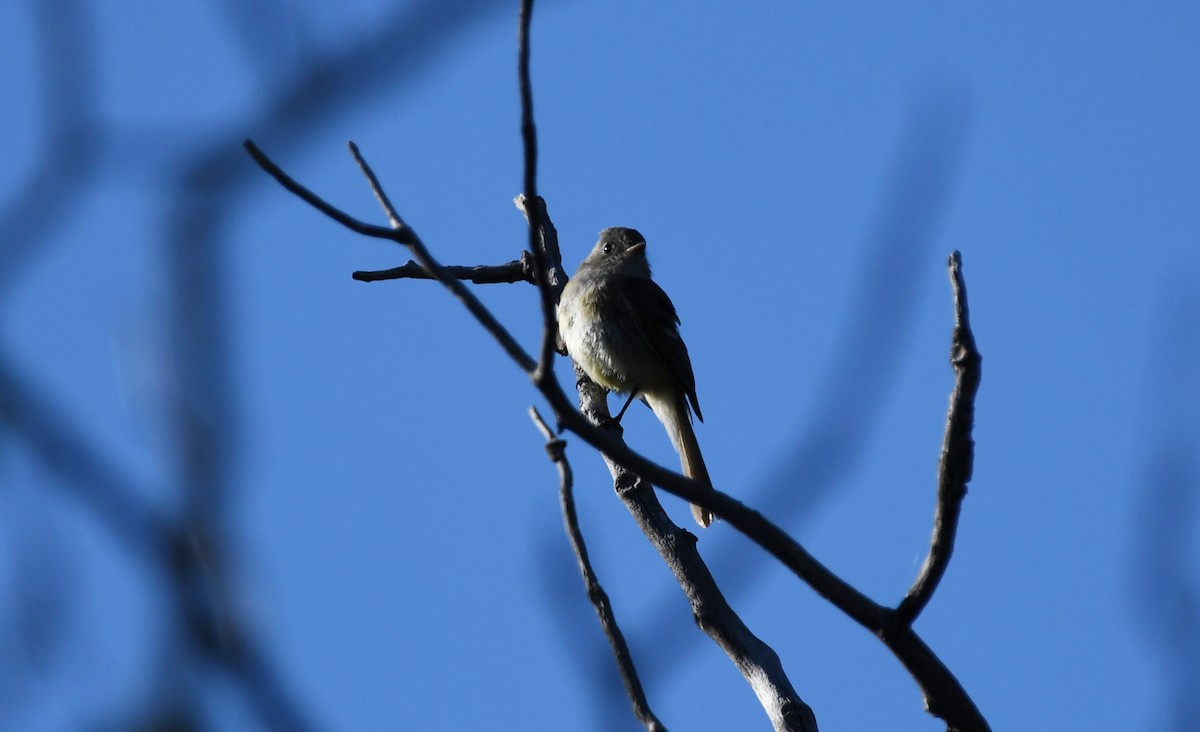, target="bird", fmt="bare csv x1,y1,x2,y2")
556,227,714,527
